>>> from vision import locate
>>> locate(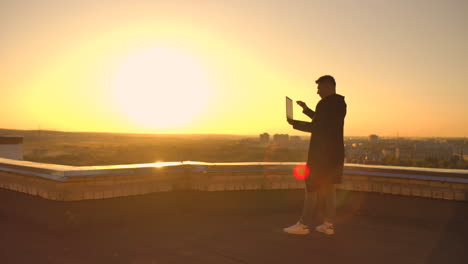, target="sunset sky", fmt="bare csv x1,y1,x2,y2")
1,0,467,137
